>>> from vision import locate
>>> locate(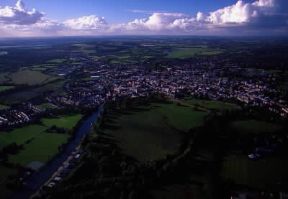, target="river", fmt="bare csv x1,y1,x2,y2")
11,105,103,199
